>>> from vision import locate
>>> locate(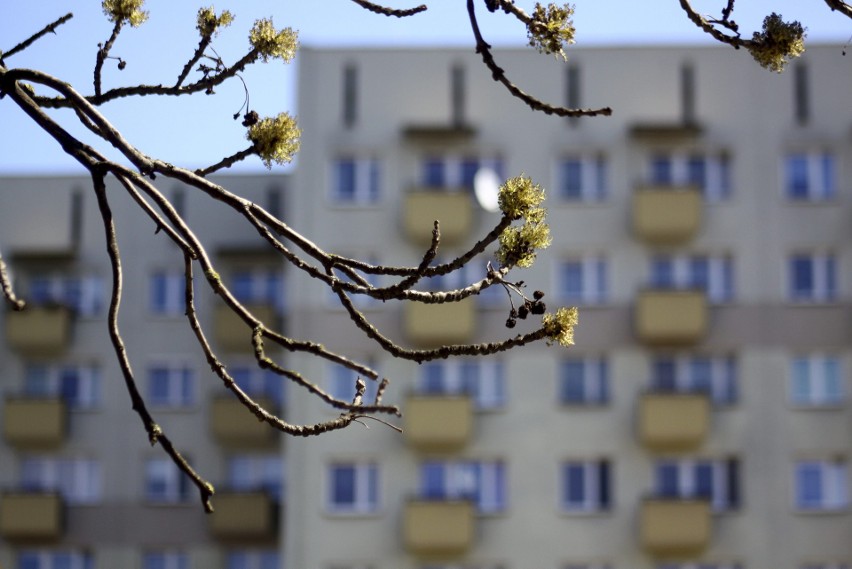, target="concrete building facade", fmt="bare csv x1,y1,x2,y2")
1,44,851,569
